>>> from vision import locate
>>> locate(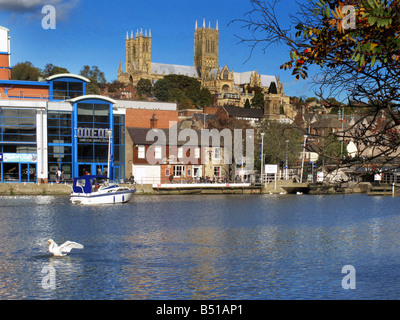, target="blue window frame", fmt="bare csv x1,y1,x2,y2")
47,76,88,101
47,111,73,182
113,114,126,180
0,108,36,143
